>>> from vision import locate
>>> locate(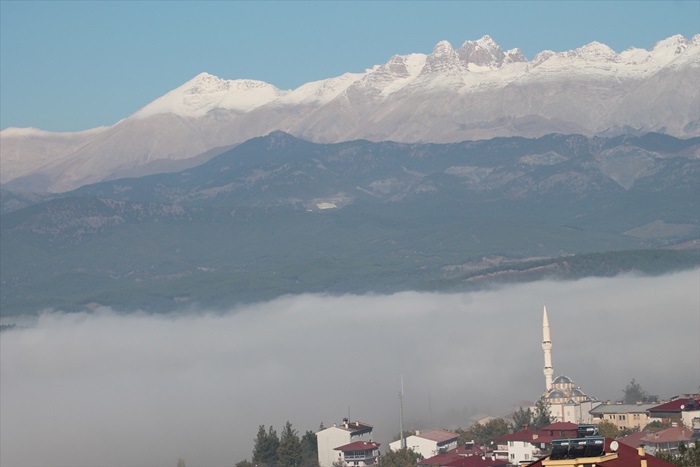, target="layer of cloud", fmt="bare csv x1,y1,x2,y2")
1,270,699,467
